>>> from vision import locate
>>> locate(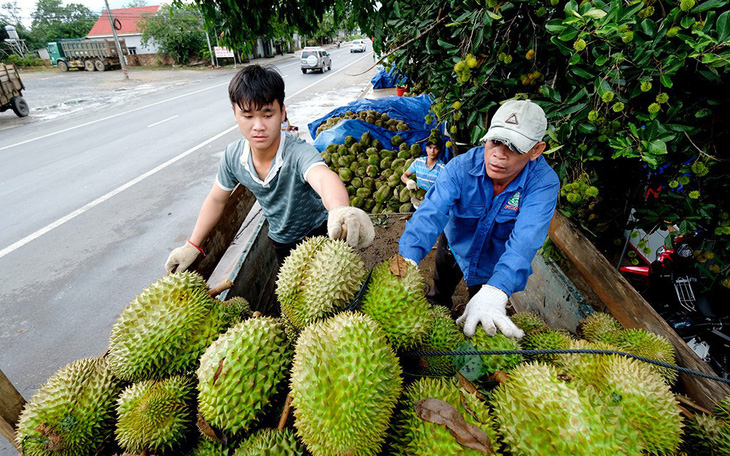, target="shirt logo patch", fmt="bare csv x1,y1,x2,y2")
505,191,521,211
505,113,519,125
